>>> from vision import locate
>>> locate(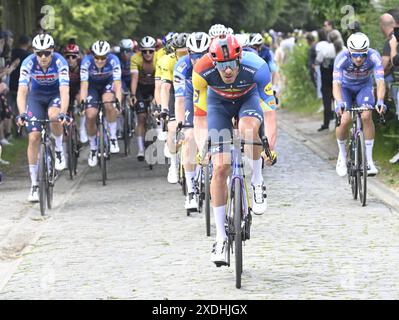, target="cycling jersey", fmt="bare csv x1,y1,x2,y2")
174,54,194,126
243,46,277,74
68,62,80,99
192,50,276,116
130,52,159,85
117,52,134,84
160,52,178,83
333,48,384,87
19,52,69,94
80,54,121,85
